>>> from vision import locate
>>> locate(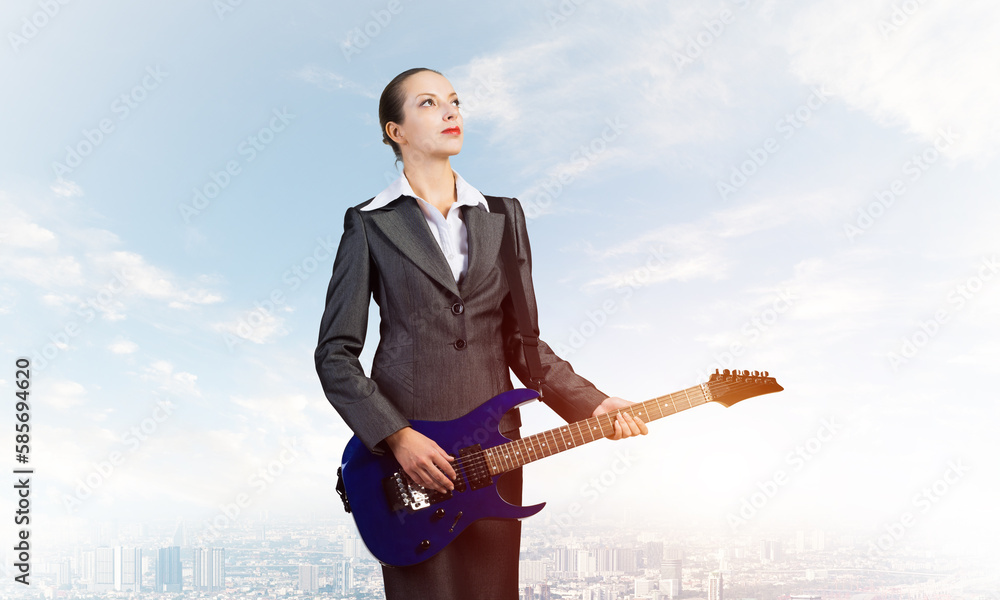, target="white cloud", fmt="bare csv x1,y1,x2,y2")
50,178,83,198
212,306,290,345
293,66,377,98
109,338,139,354
89,250,223,308
0,214,57,250
0,255,85,288
782,0,1000,162
42,380,89,409
1,195,222,313
141,360,201,398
